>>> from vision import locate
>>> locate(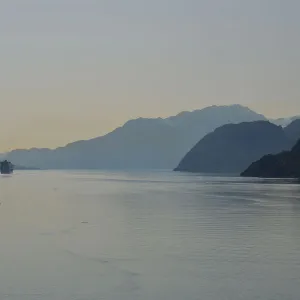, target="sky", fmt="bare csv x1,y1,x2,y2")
0,0,299,151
